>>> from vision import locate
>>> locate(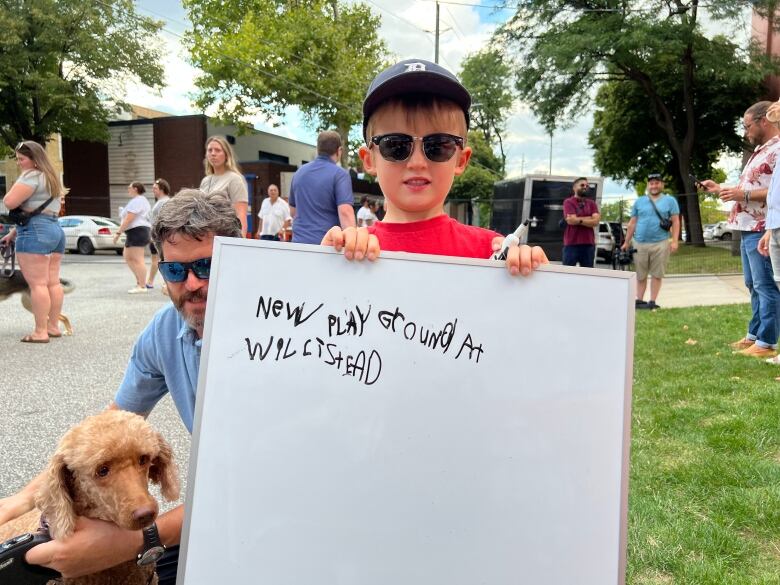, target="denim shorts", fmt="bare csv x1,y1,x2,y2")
15,214,66,255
